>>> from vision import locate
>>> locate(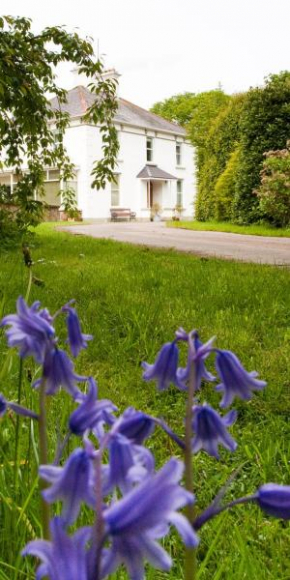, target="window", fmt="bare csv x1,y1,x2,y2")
52,129,63,150
111,174,120,207
0,174,12,199
176,142,182,165
37,169,62,206
146,137,153,162
176,180,183,207
0,172,25,200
